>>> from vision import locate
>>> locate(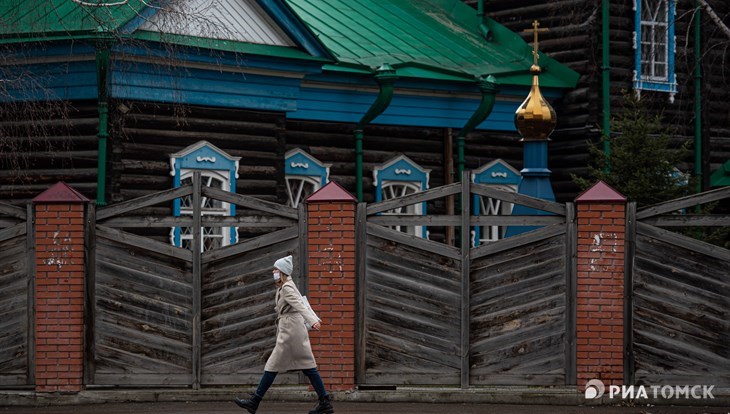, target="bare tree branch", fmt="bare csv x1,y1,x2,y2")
696,0,730,40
